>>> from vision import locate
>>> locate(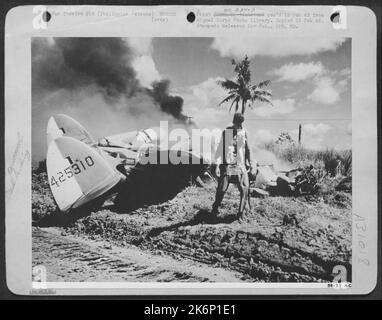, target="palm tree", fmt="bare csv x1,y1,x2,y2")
218,56,272,114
